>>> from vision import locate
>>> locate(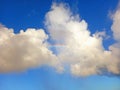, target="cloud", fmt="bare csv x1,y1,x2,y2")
0,25,62,73
0,2,120,76
111,4,120,41
45,3,120,76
